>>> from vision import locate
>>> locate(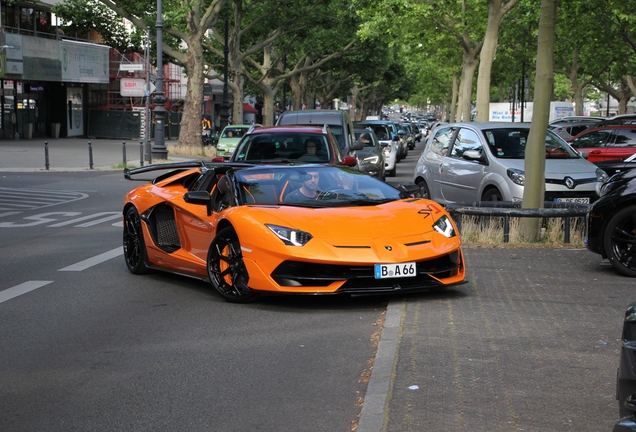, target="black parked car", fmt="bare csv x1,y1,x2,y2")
586,169,636,277
613,302,636,431
595,153,636,178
